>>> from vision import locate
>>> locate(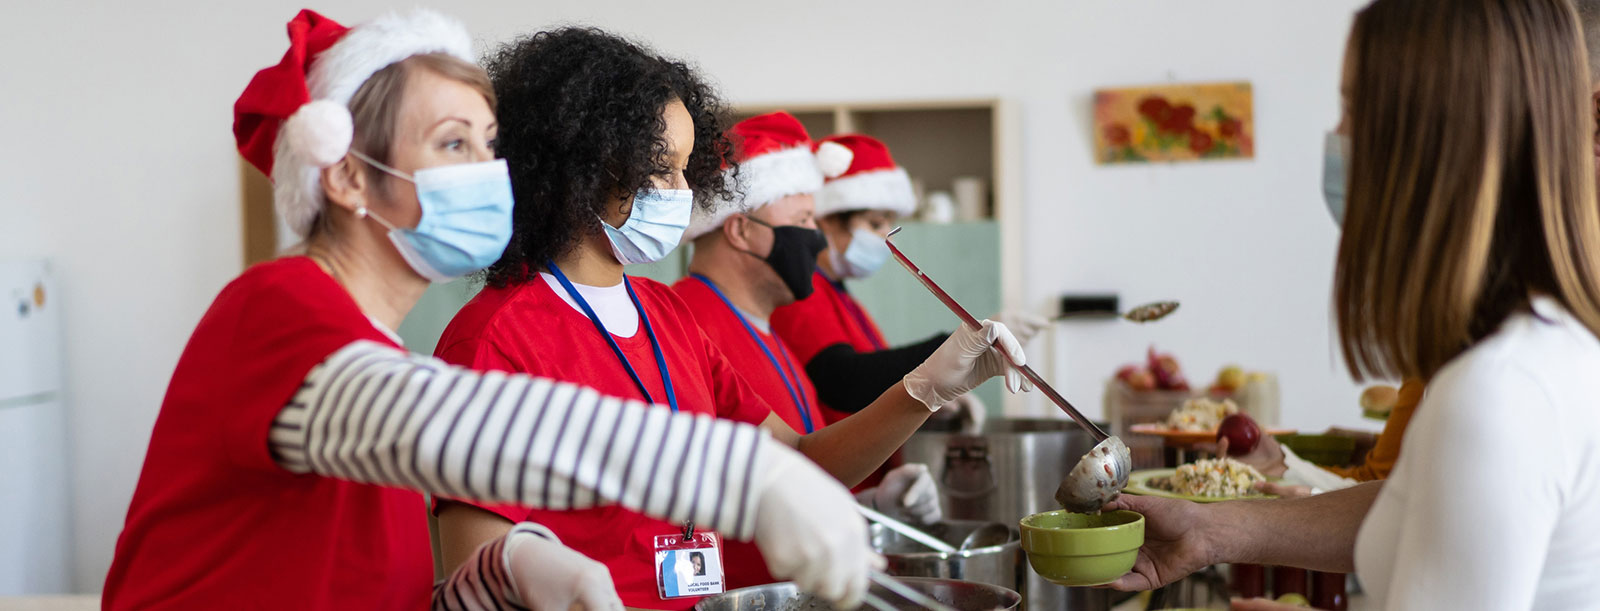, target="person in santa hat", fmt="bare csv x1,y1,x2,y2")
102,10,867,610
430,29,1028,611
672,112,992,590
770,134,1049,433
